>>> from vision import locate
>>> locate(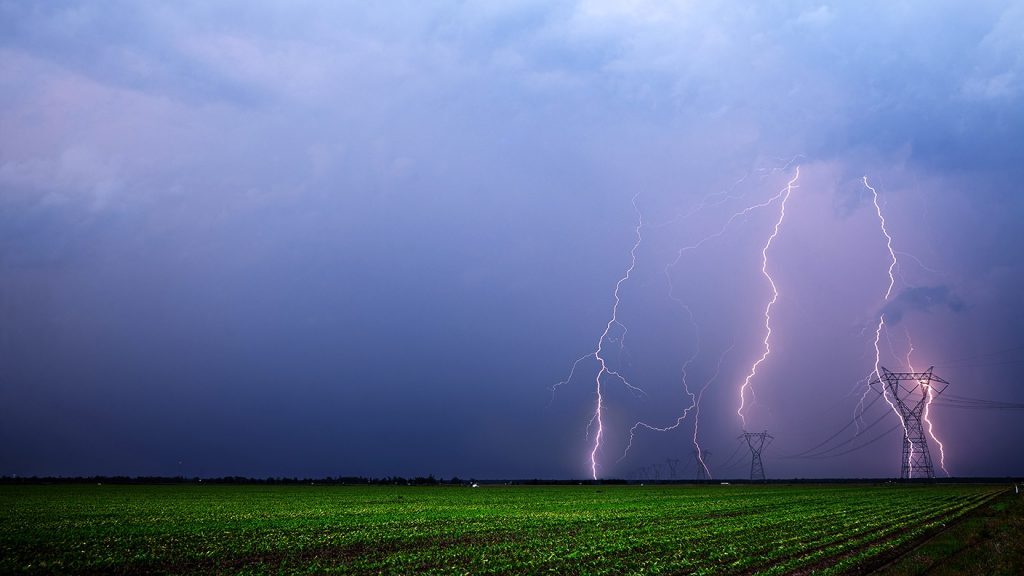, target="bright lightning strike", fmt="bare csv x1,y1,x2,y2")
619,170,797,465
737,167,800,429
905,331,949,476
552,195,646,480
858,176,913,472
693,344,734,478
620,343,734,476
650,158,801,231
